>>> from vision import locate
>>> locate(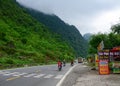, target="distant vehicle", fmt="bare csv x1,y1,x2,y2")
78,57,83,63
